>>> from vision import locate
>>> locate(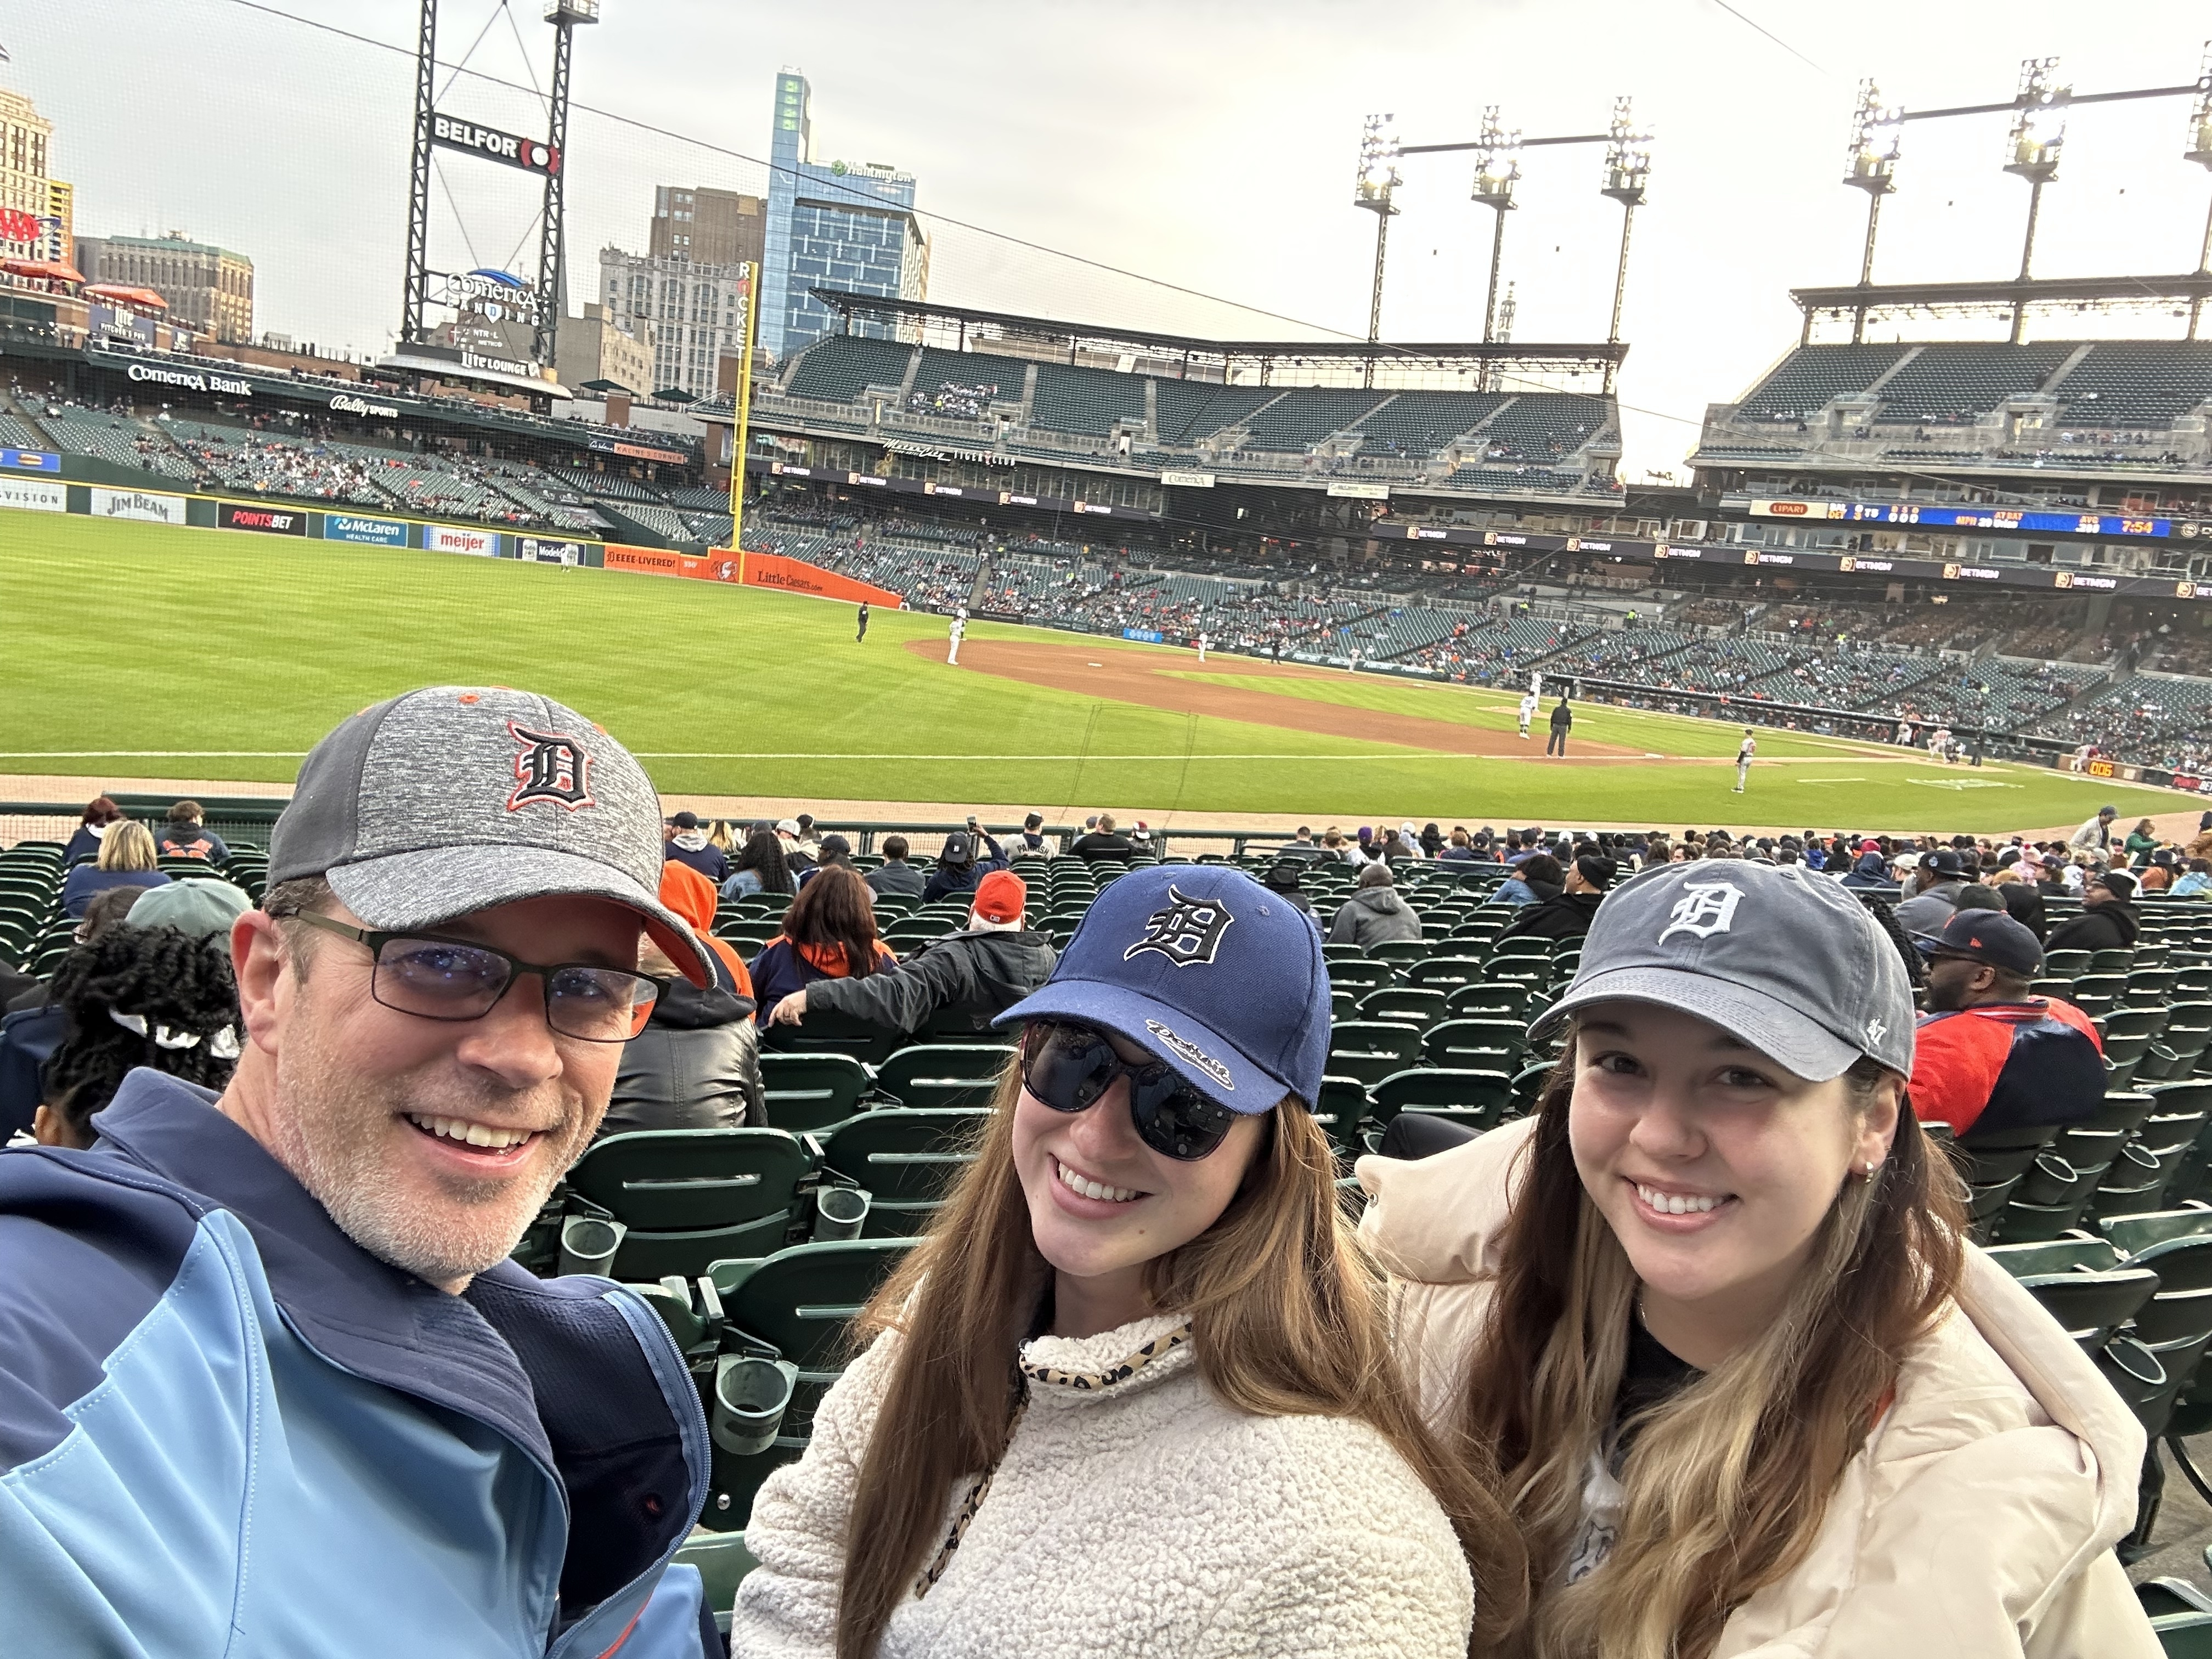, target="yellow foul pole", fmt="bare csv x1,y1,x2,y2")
727,258,764,585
